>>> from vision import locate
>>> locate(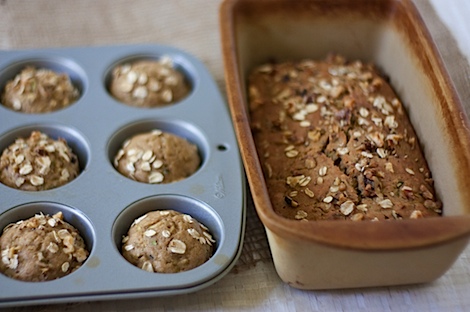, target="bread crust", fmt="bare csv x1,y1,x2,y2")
248,55,442,221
